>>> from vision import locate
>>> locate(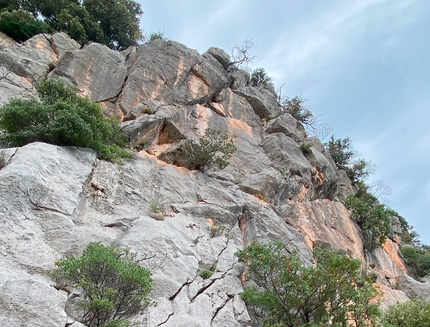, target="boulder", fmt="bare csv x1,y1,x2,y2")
118,40,230,116
265,112,306,142
398,275,430,300
205,47,231,69
0,34,57,83
0,67,37,106
49,43,127,103
228,68,250,89
235,86,281,119
0,31,16,50
262,133,312,201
